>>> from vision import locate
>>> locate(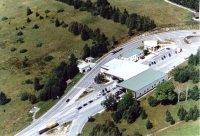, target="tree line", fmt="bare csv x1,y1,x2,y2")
169,0,199,12
39,54,79,101
68,22,109,59
58,0,156,34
